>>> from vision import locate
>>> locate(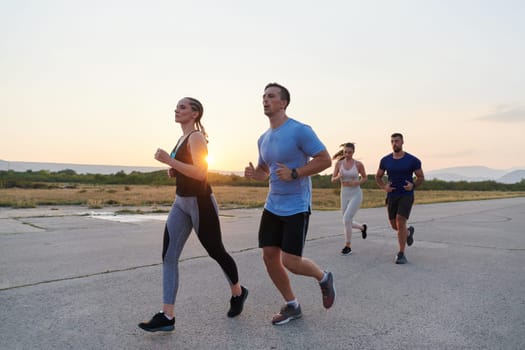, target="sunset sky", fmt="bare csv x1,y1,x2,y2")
2,0,524,175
